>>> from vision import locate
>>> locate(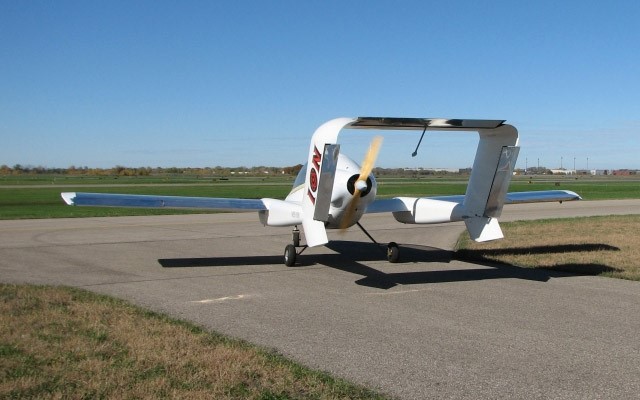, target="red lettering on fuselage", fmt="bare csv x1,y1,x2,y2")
309,168,318,192
312,146,321,171
307,145,323,205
